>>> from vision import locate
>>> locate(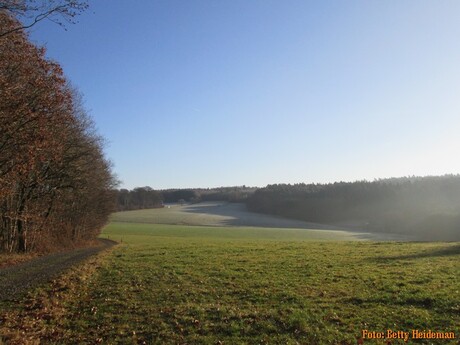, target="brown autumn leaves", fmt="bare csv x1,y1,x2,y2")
0,10,117,253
